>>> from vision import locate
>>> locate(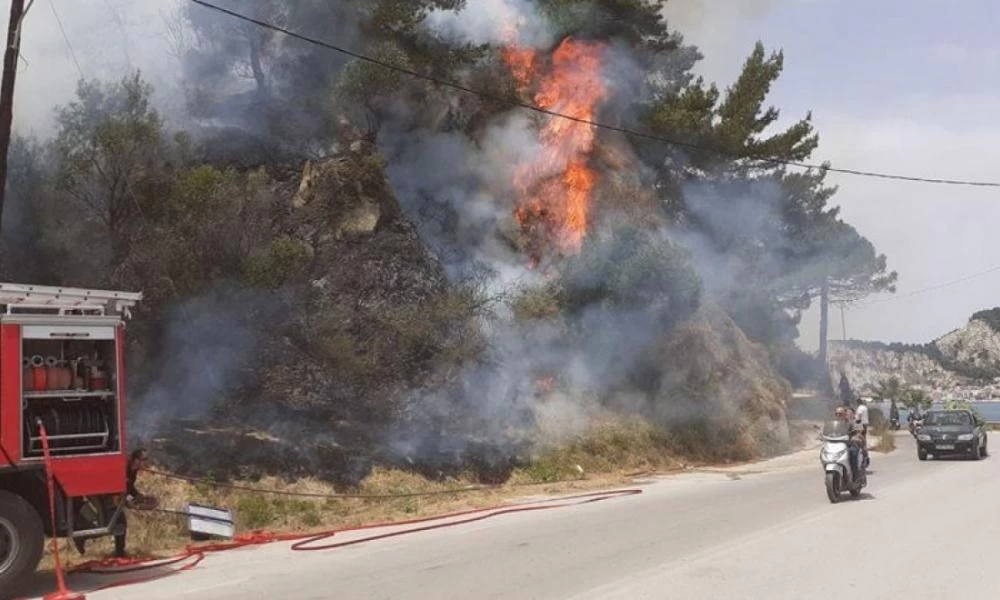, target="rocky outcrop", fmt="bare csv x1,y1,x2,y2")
829,341,956,392
936,319,1000,373
829,309,1000,399
259,141,453,419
